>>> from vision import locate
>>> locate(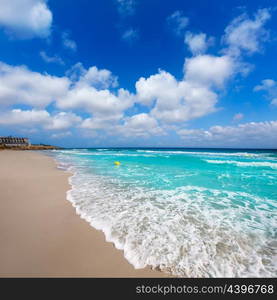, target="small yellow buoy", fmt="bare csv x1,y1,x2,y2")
114,161,121,166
